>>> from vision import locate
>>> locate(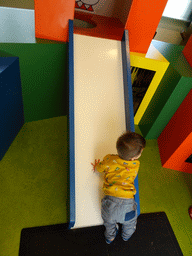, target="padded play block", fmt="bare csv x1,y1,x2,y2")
125,0,168,53
34,0,75,42
158,89,192,173
0,44,68,123
138,40,192,139
34,0,167,47
183,35,192,68
130,45,169,125
0,57,24,160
